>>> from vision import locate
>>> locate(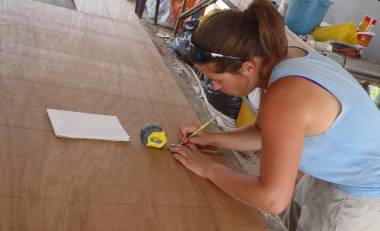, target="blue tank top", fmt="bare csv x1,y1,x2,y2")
269,49,380,197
